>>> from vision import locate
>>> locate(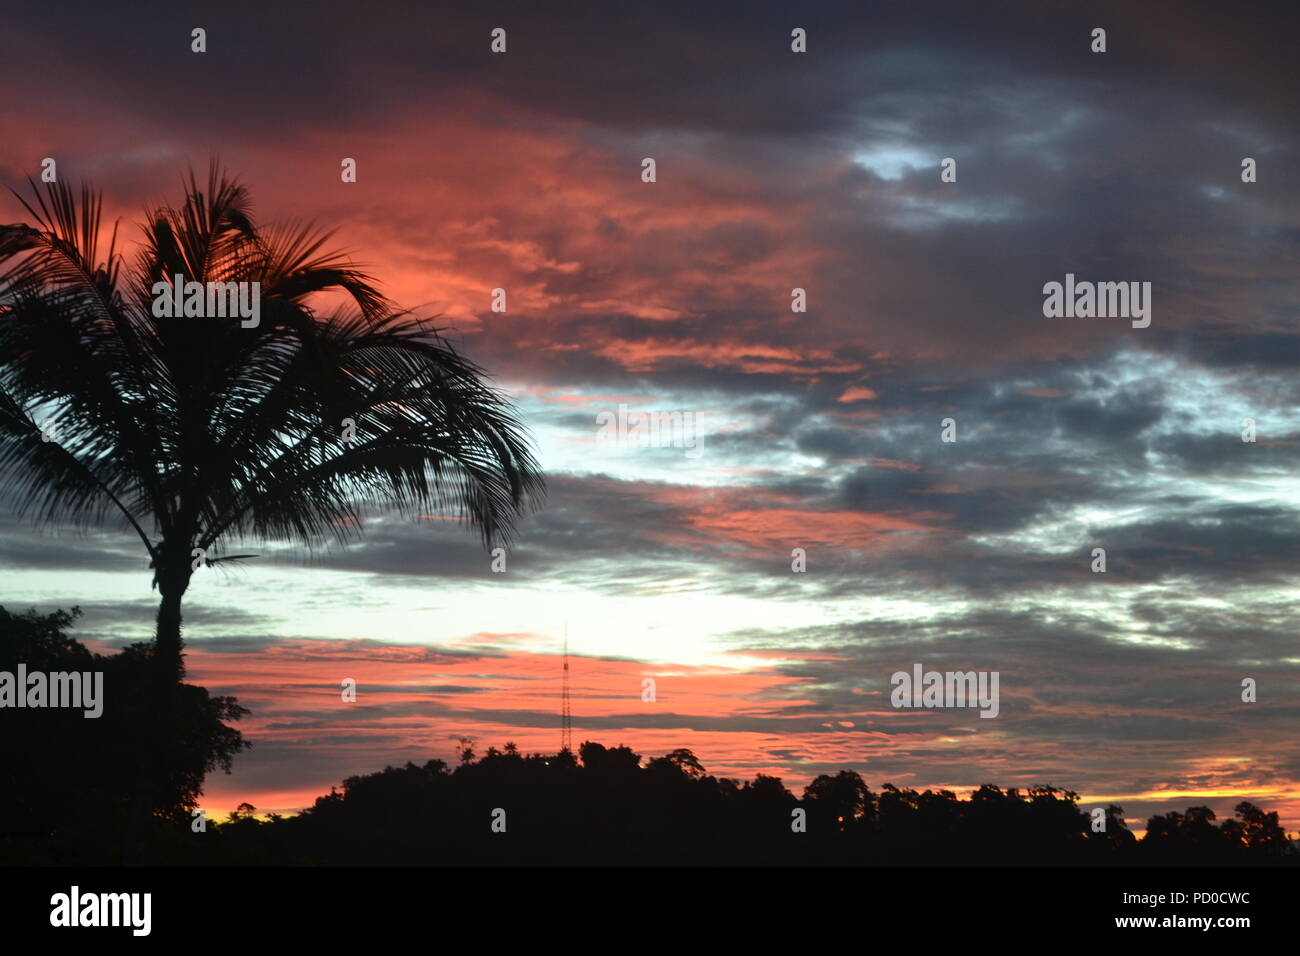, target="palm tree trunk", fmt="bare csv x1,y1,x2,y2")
124,554,191,863
154,570,189,682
